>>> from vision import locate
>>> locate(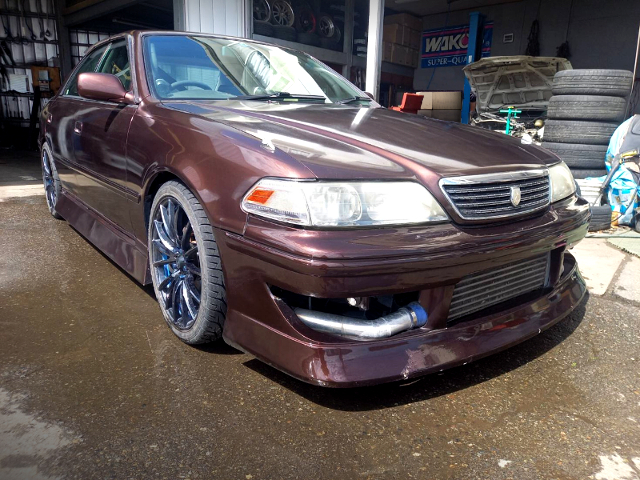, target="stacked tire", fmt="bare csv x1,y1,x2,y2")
542,70,633,179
